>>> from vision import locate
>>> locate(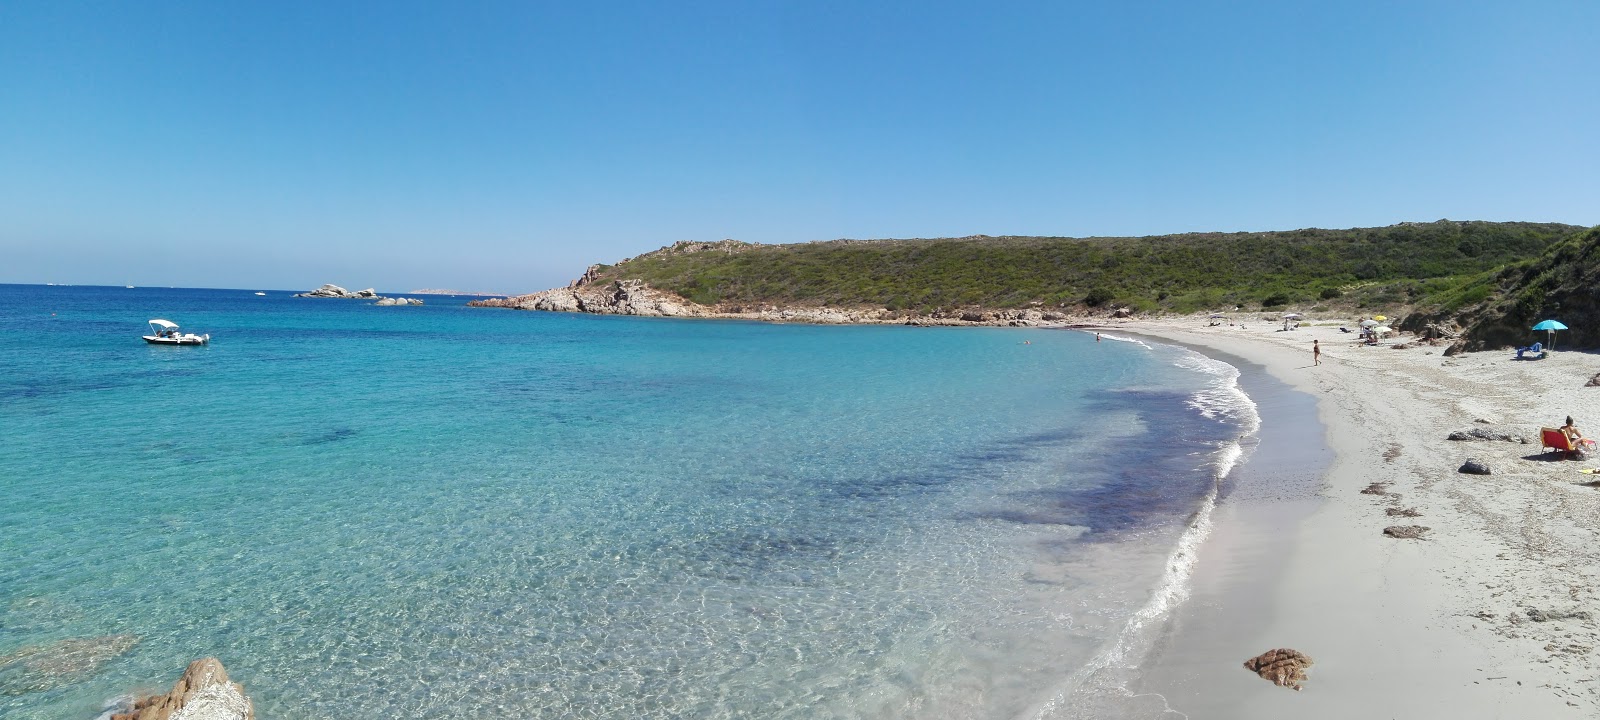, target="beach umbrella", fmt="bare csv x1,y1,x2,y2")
1532,319,1568,350
1359,319,1379,328
1281,312,1303,330
1375,325,1394,337
1373,315,1387,322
